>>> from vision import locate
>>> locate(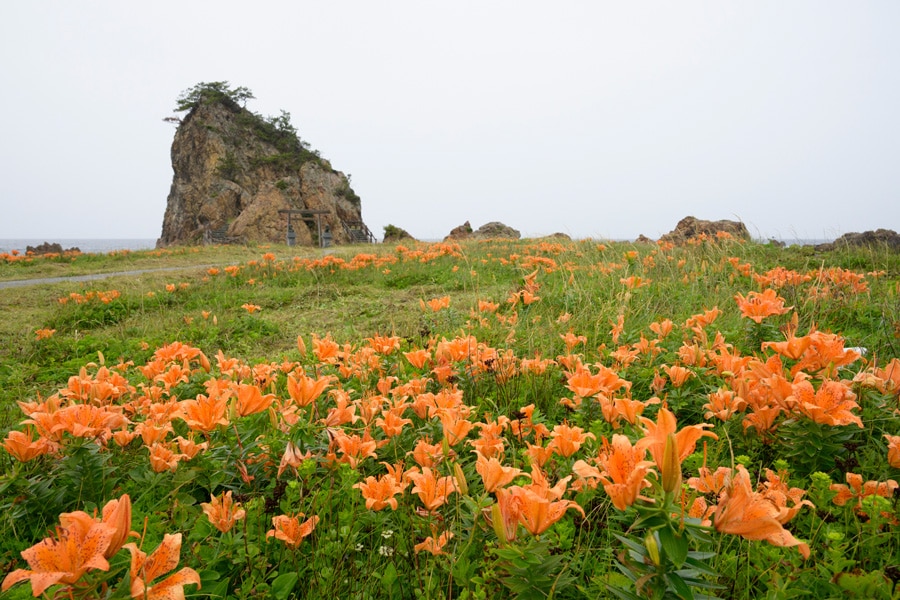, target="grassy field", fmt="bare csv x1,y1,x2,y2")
1,237,898,599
